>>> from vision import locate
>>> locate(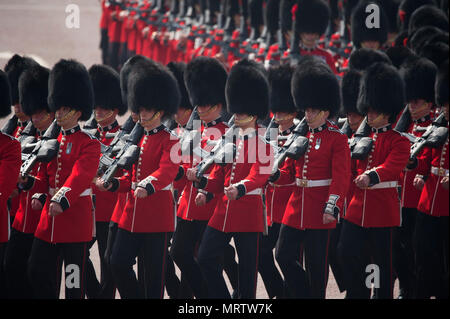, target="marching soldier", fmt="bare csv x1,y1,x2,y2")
102,58,181,299
85,64,127,298
338,62,410,299
4,64,54,299
188,59,274,299
0,70,22,299
272,58,350,299
259,64,298,299
395,57,437,299
27,59,100,299
170,56,229,299
409,59,449,299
